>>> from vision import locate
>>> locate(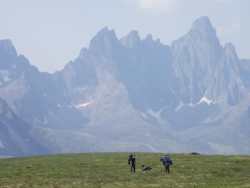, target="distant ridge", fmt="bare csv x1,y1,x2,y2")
0,17,250,156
